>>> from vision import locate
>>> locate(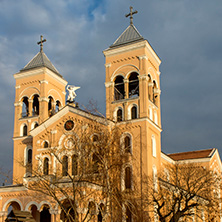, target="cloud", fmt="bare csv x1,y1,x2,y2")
0,0,222,174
